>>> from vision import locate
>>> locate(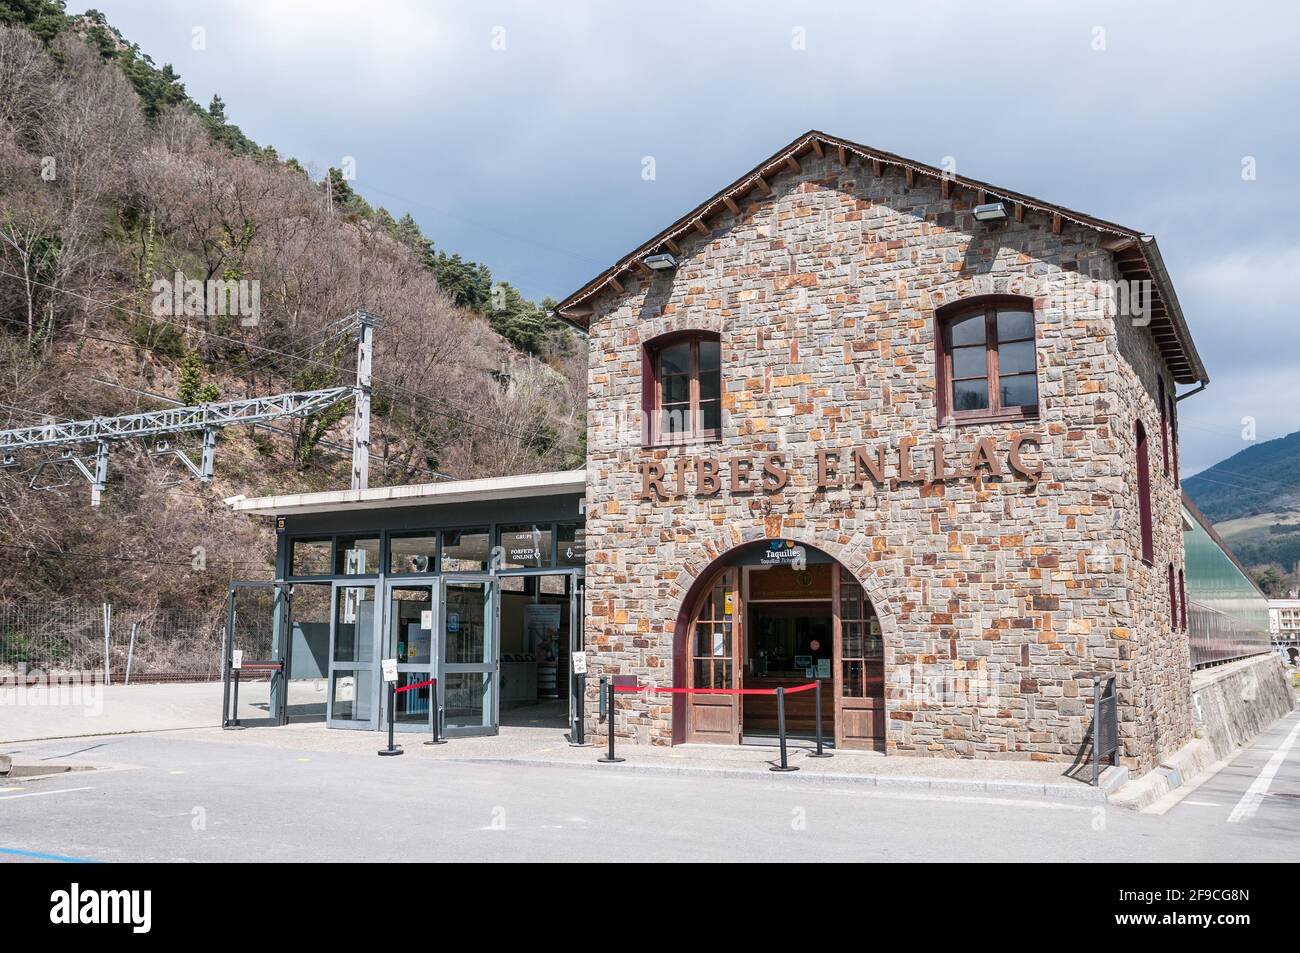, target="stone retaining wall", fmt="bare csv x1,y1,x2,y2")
1192,654,1295,761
